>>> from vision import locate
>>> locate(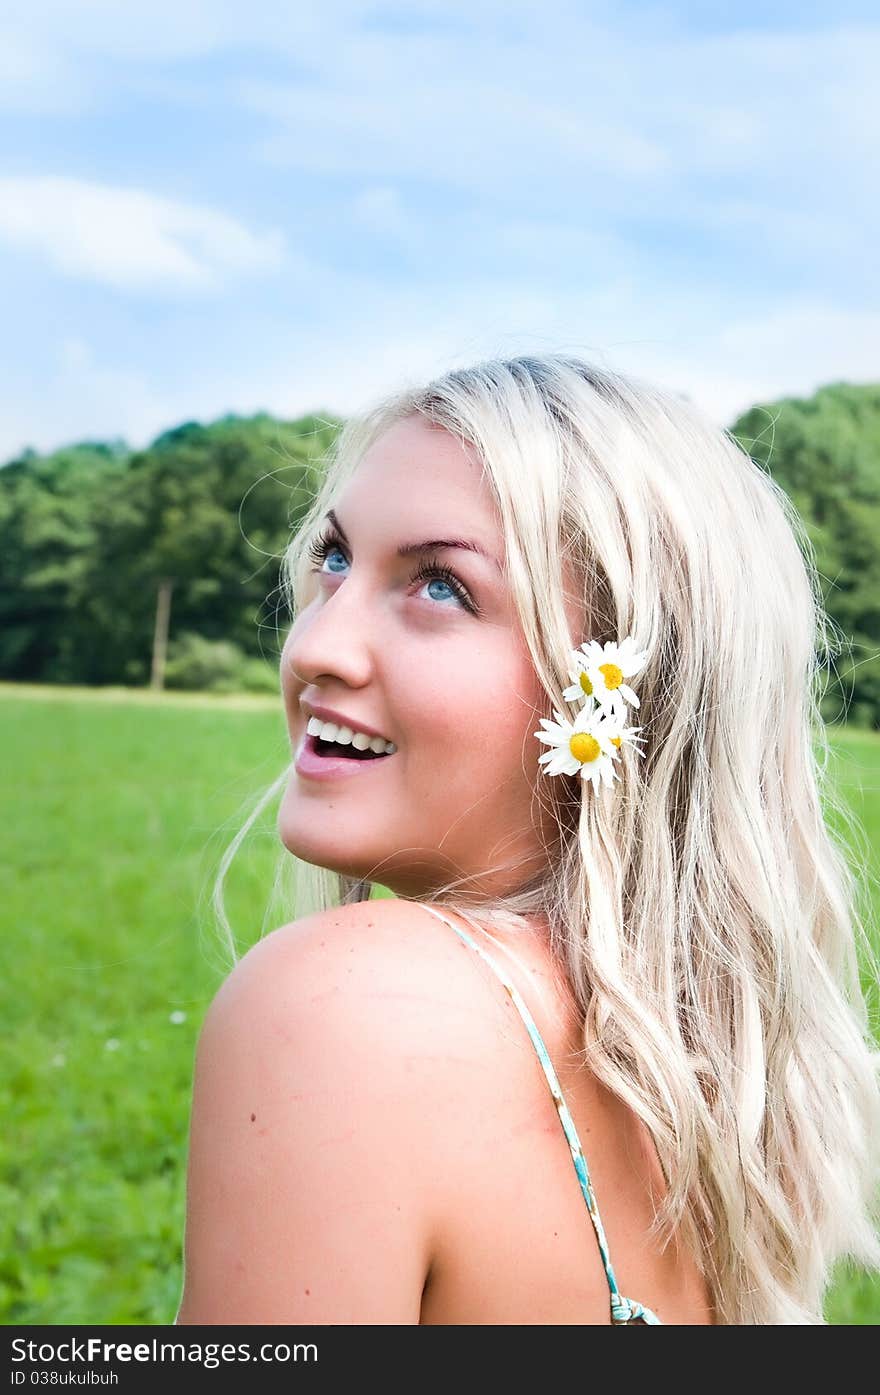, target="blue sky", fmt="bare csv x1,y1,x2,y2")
1,0,878,461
